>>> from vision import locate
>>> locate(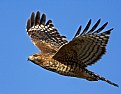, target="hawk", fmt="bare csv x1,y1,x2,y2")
26,11,118,87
